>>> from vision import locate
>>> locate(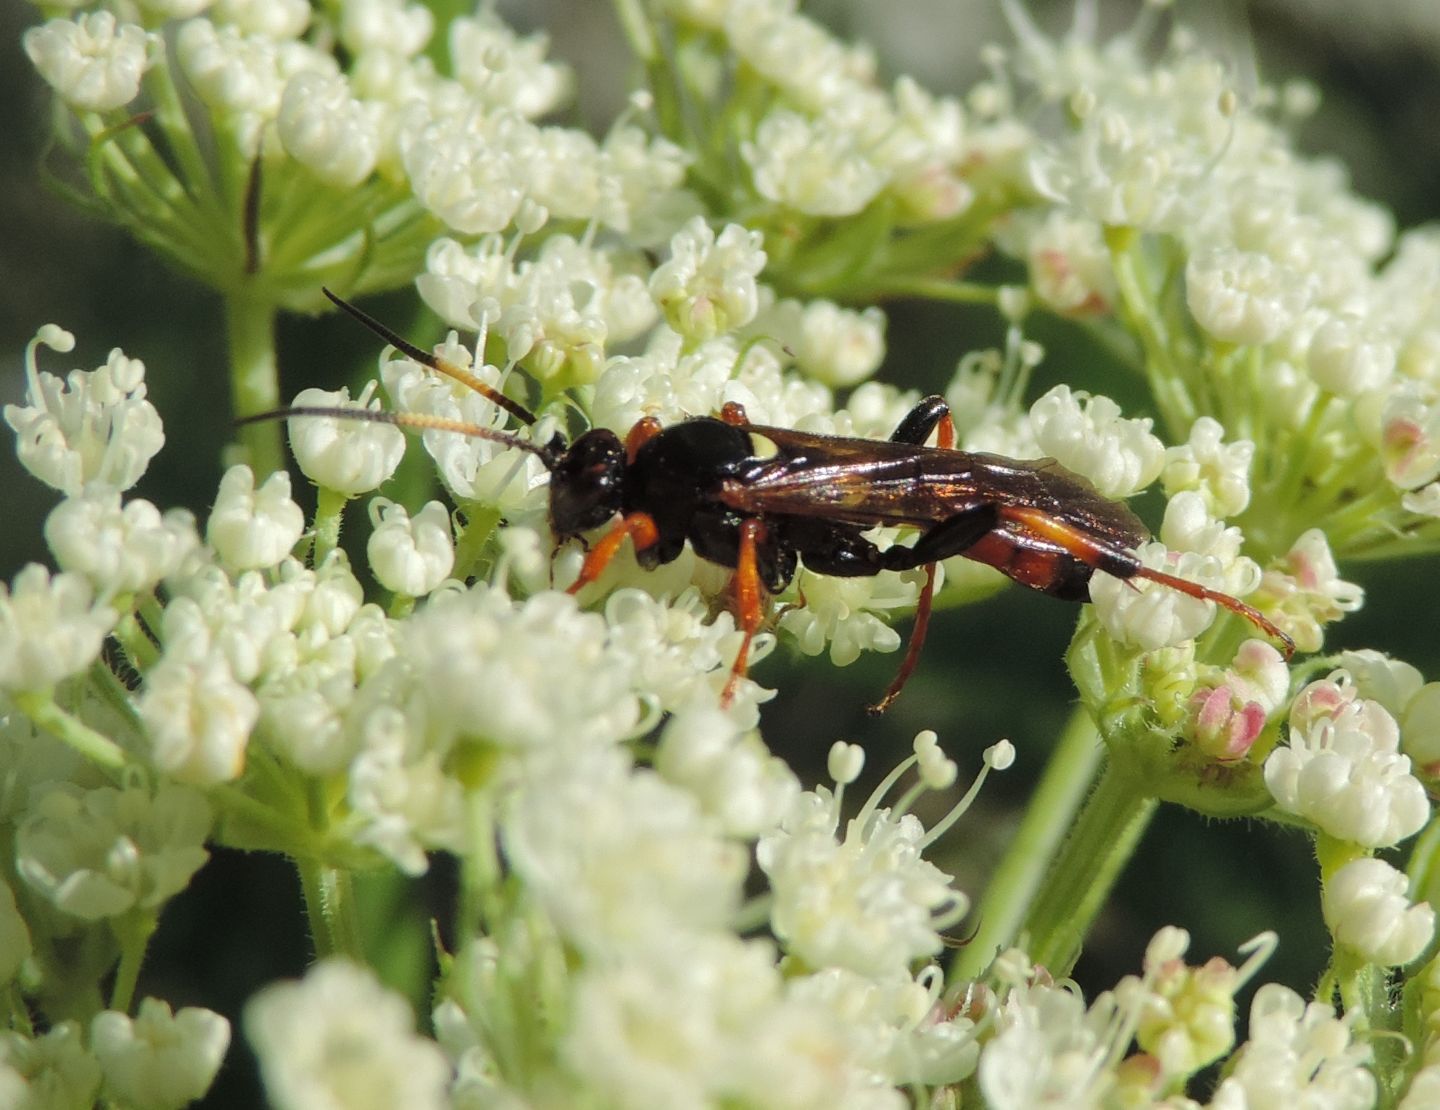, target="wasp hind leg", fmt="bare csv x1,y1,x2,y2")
861,504,998,714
